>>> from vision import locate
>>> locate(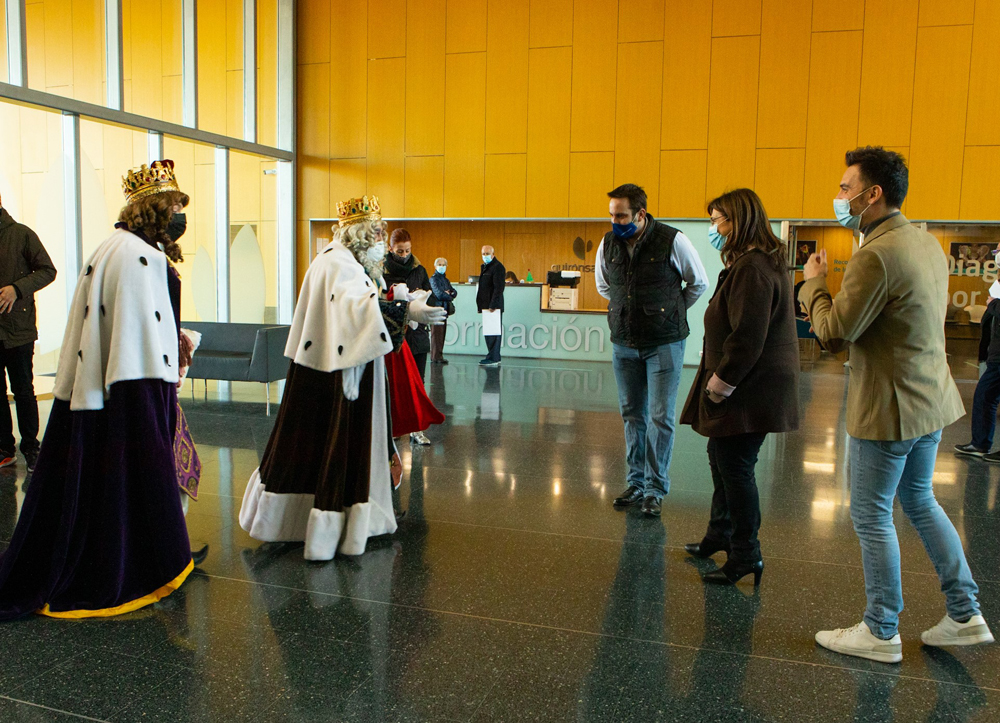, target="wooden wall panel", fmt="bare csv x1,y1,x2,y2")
42,0,73,89
444,53,488,216
712,0,761,37
404,156,445,217
226,0,243,70
802,31,863,218
960,147,1000,221
327,158,367,211
568,152,614,218
71,0,104,105
907,25,973,220
965,1,1000,146
619,0,665,43
25,3,46,92
570,0,617,152
659,150,708,218
614,42,663,213
529,0,573,48
368,0,406,59
298,0,330,64
299,156,331,220
812,0,864,32
757,0,811,149
857,0,918,148
526,47,572,217
485,0,529,155
919,0,975,27
367,58,406,214
405,0,446,156
706,36,760,199
447,0,488,54
198,0,228,134
661,0,711,150
298,63,330,159
755,149,805,219
329,0,367,158
484,154,528,217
